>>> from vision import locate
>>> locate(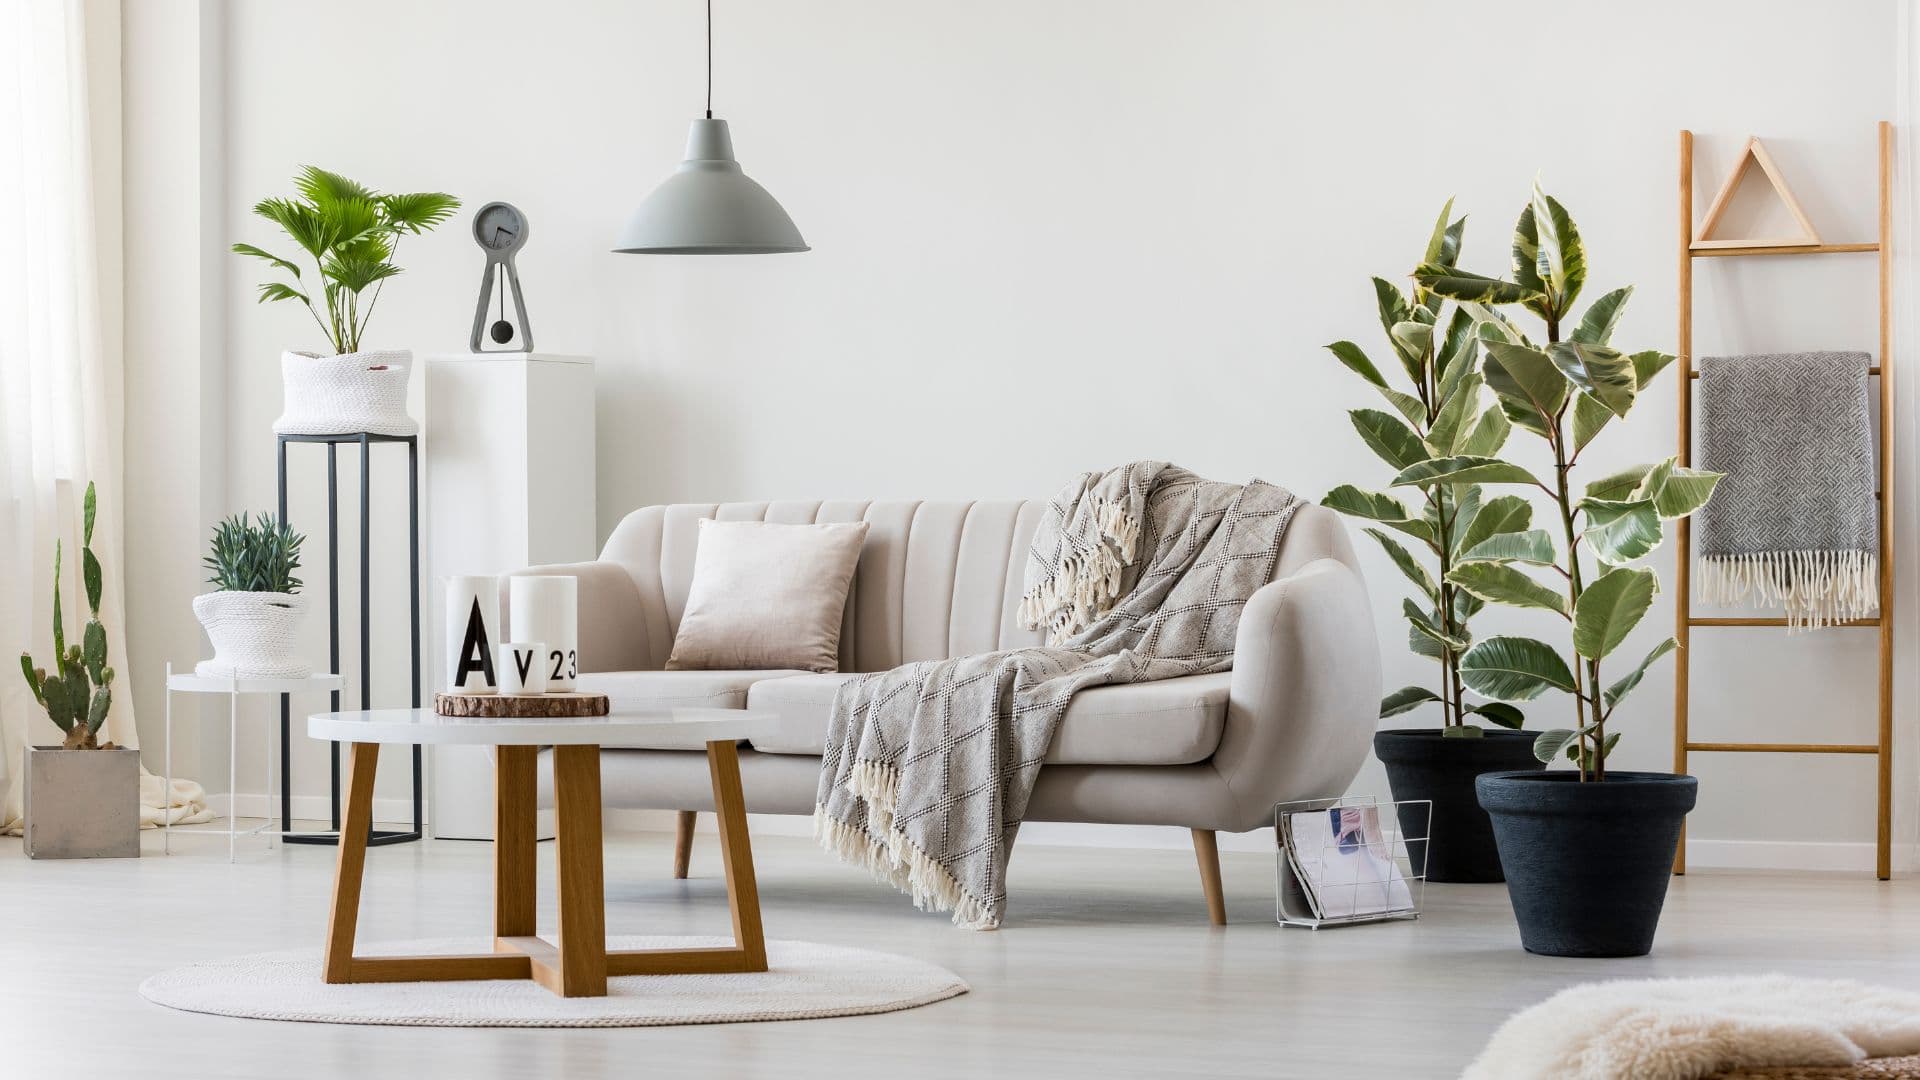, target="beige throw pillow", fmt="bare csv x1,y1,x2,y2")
666,519,870,673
